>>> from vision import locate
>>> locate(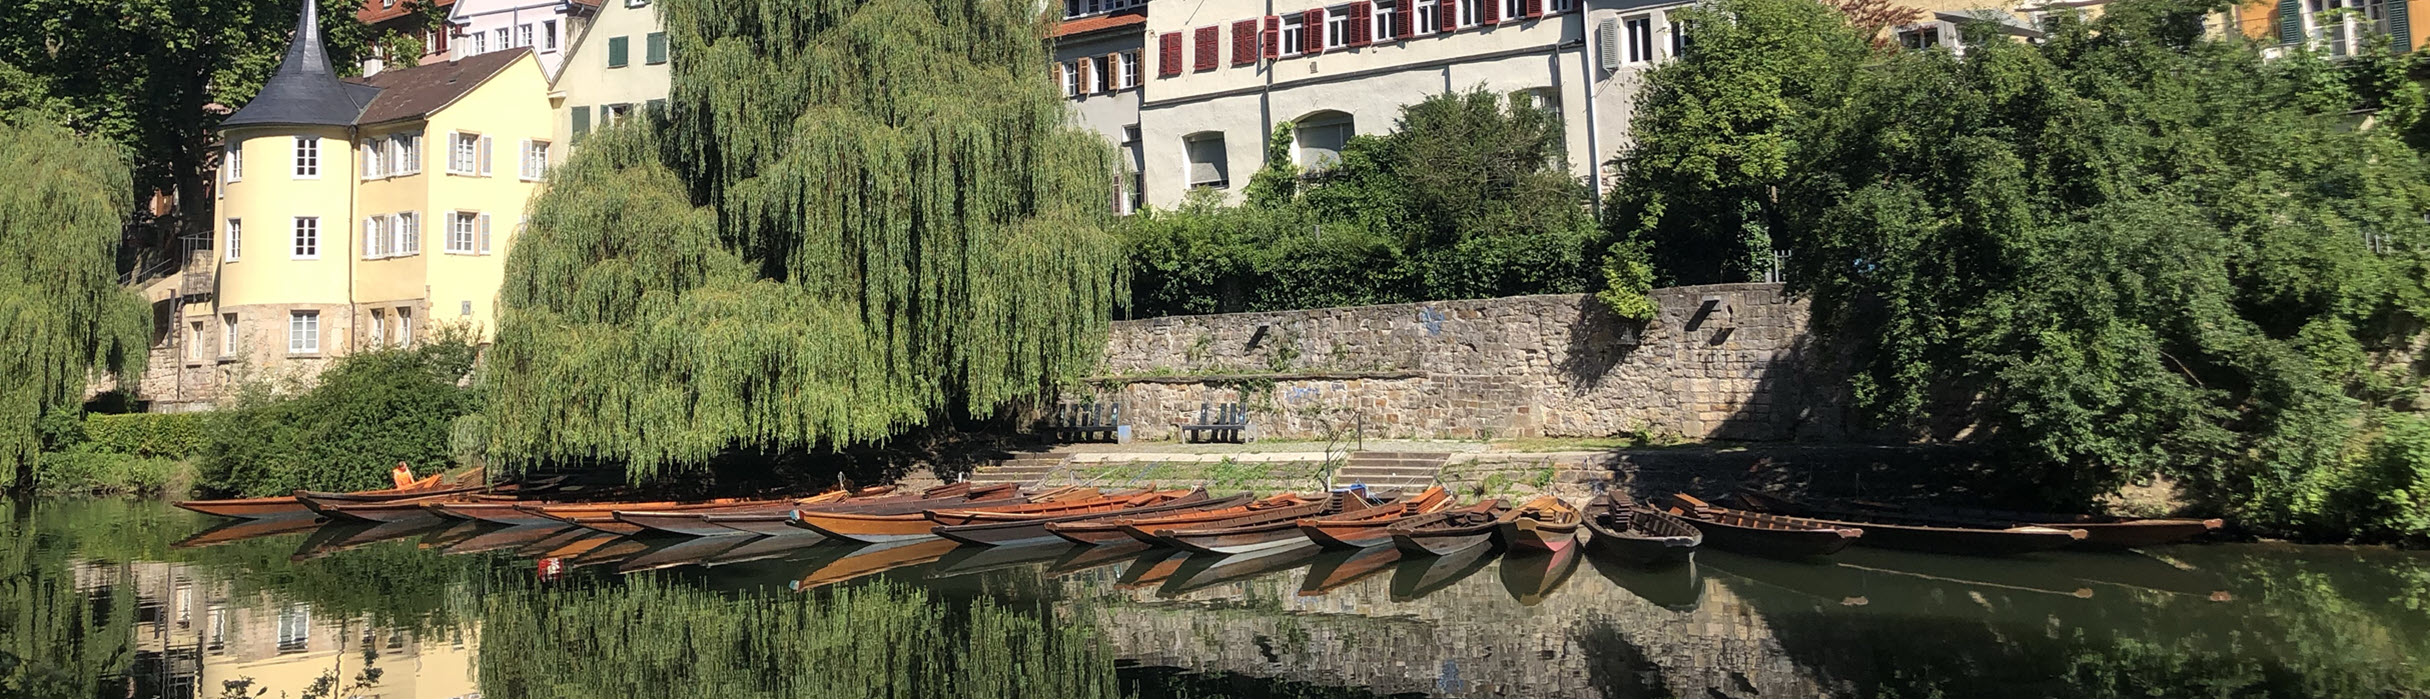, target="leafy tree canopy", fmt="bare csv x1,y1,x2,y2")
484,0,1125,477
